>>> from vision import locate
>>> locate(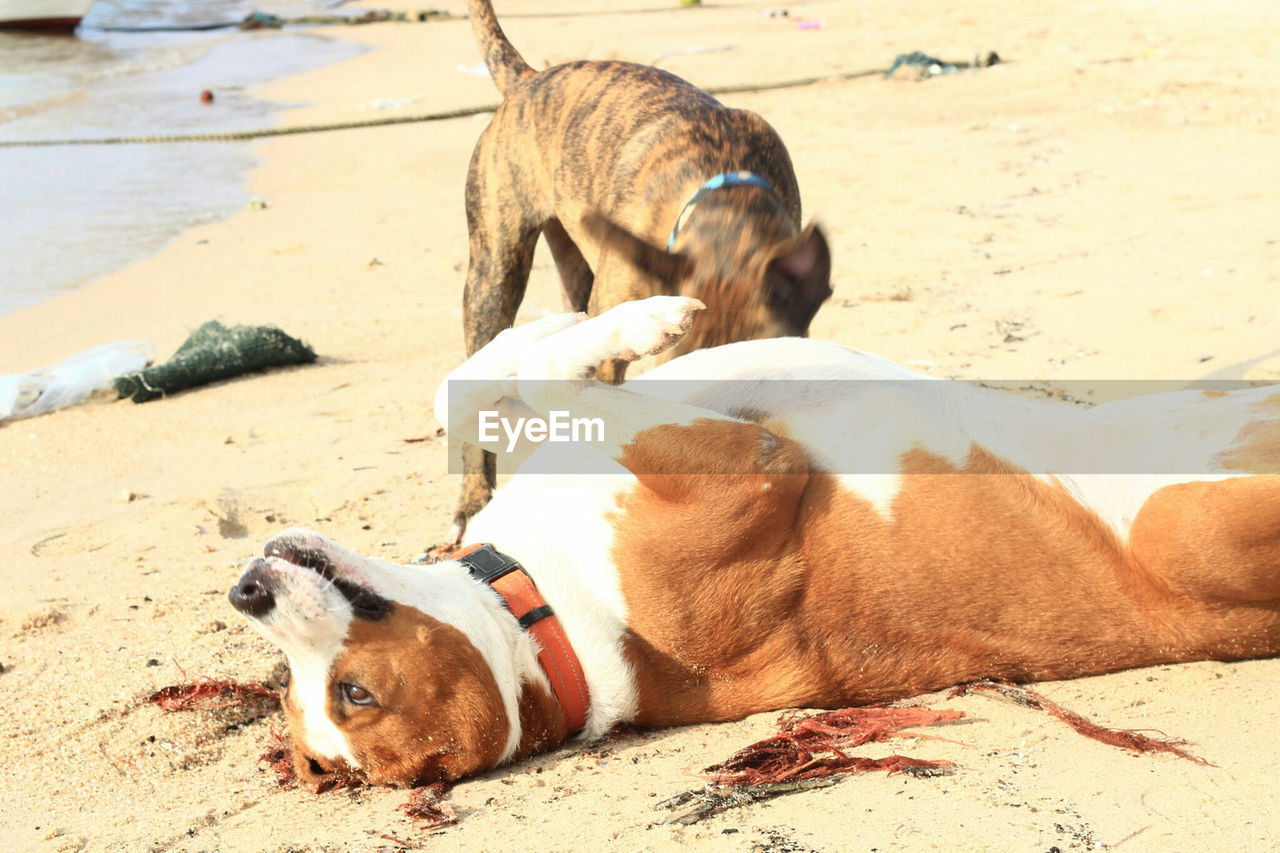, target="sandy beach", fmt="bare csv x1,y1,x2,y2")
2,0,1278,849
